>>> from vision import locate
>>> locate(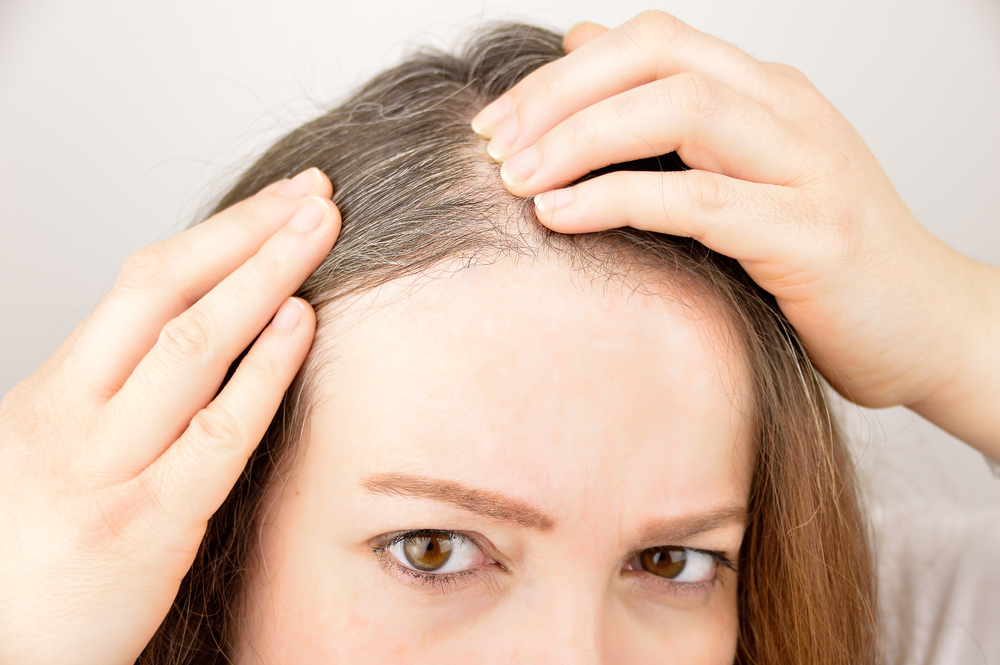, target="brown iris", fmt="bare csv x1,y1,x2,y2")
639,546,688,578
402,533,454,571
